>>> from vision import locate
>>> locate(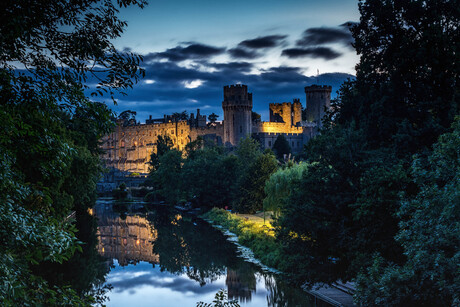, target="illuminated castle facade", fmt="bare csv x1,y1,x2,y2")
100,84,332,173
